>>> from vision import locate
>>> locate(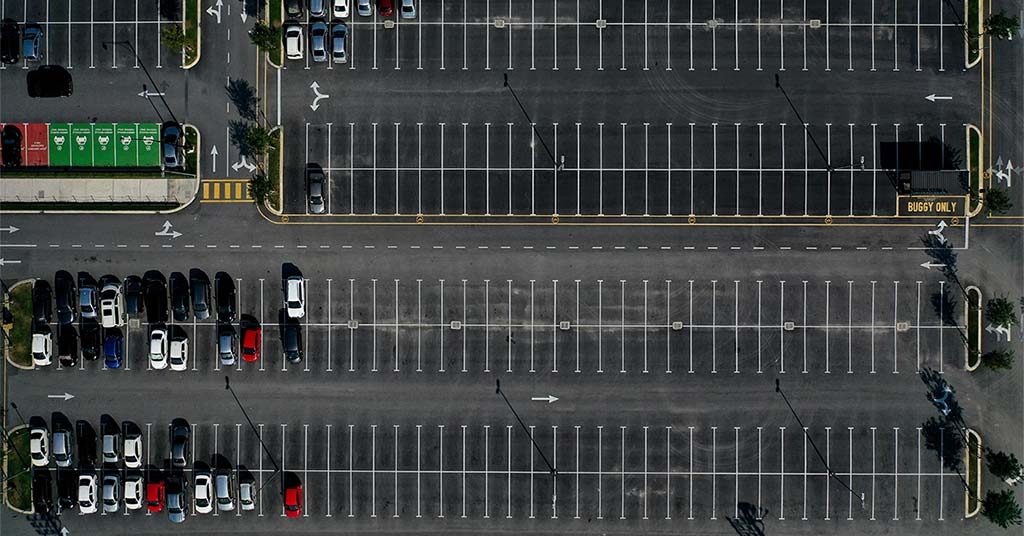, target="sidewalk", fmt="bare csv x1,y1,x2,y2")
0,176,195,204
